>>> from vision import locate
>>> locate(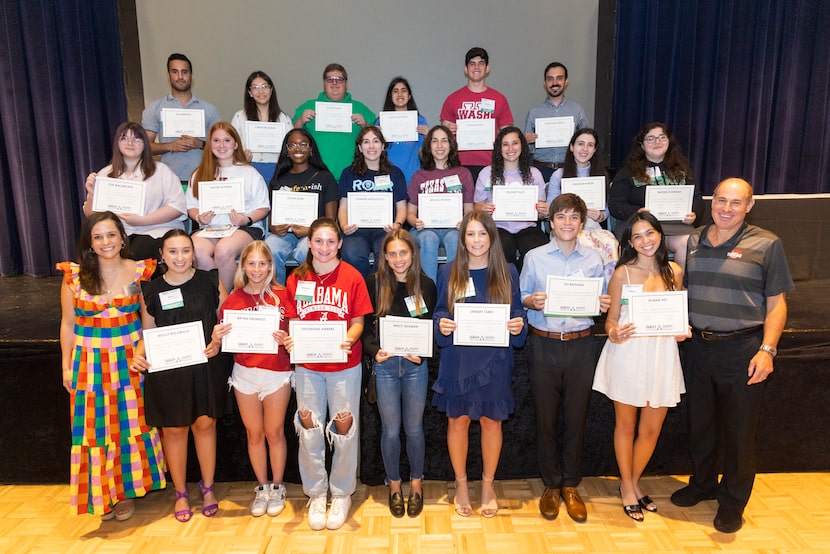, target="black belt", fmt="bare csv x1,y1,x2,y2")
532,160,564,170
530,326,591,341
692,325,763,341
